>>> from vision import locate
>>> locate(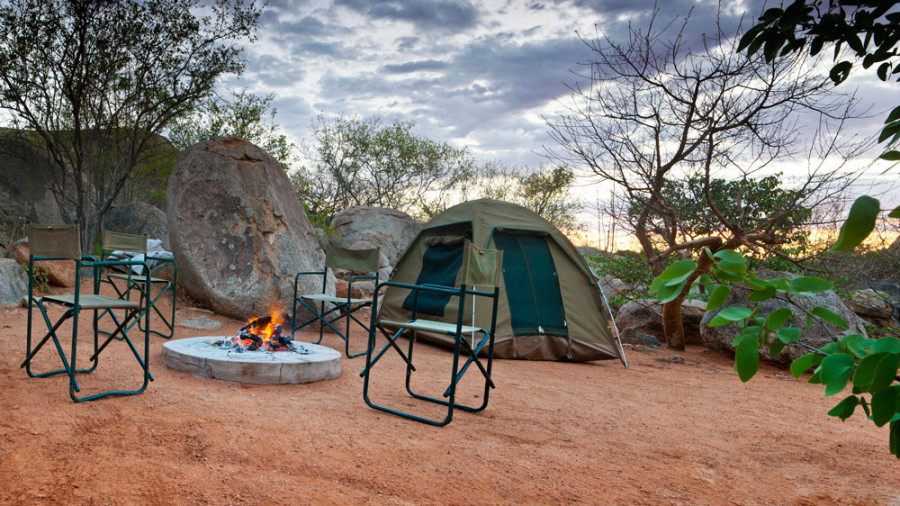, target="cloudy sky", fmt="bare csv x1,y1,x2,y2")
226,0,898,210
